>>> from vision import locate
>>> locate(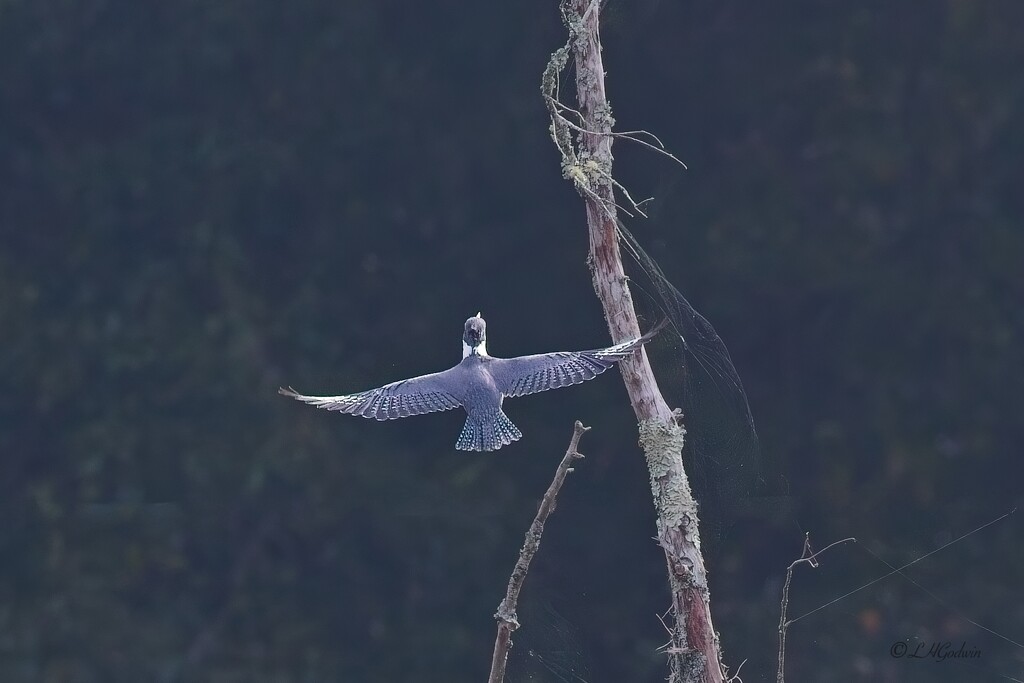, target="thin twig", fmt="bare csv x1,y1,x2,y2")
487,421,591,683
568,167,641,220
547,96,689,169
777,534,856,683
724,658,747,683
787,509,1014,627
549,102,681,219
